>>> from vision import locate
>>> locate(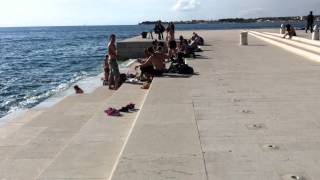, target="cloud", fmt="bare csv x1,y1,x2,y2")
239,8,265,18
172,0,200,11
